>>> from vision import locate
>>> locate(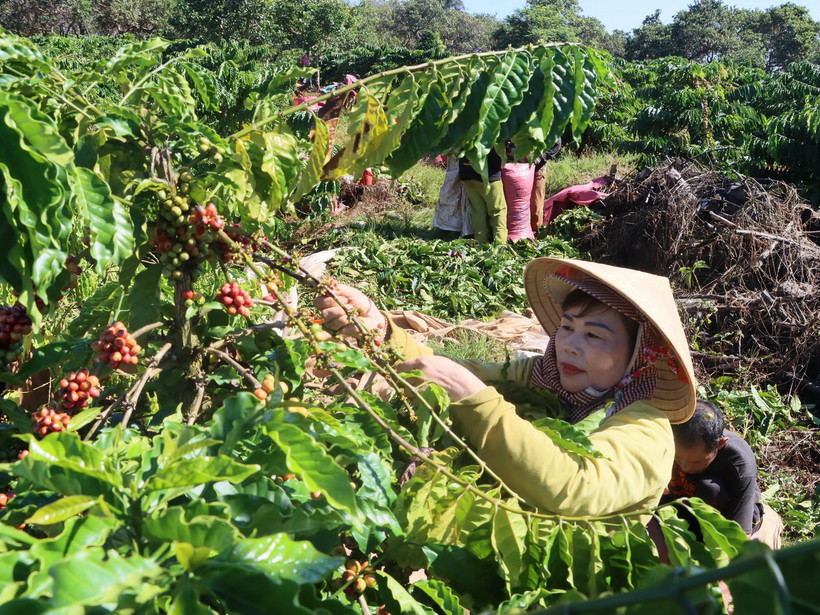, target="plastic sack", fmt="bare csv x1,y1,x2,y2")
501,163,535,241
